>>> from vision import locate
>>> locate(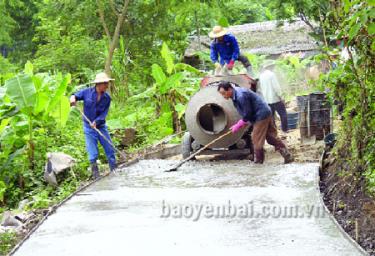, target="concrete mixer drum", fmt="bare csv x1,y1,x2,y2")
182,74,256,159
